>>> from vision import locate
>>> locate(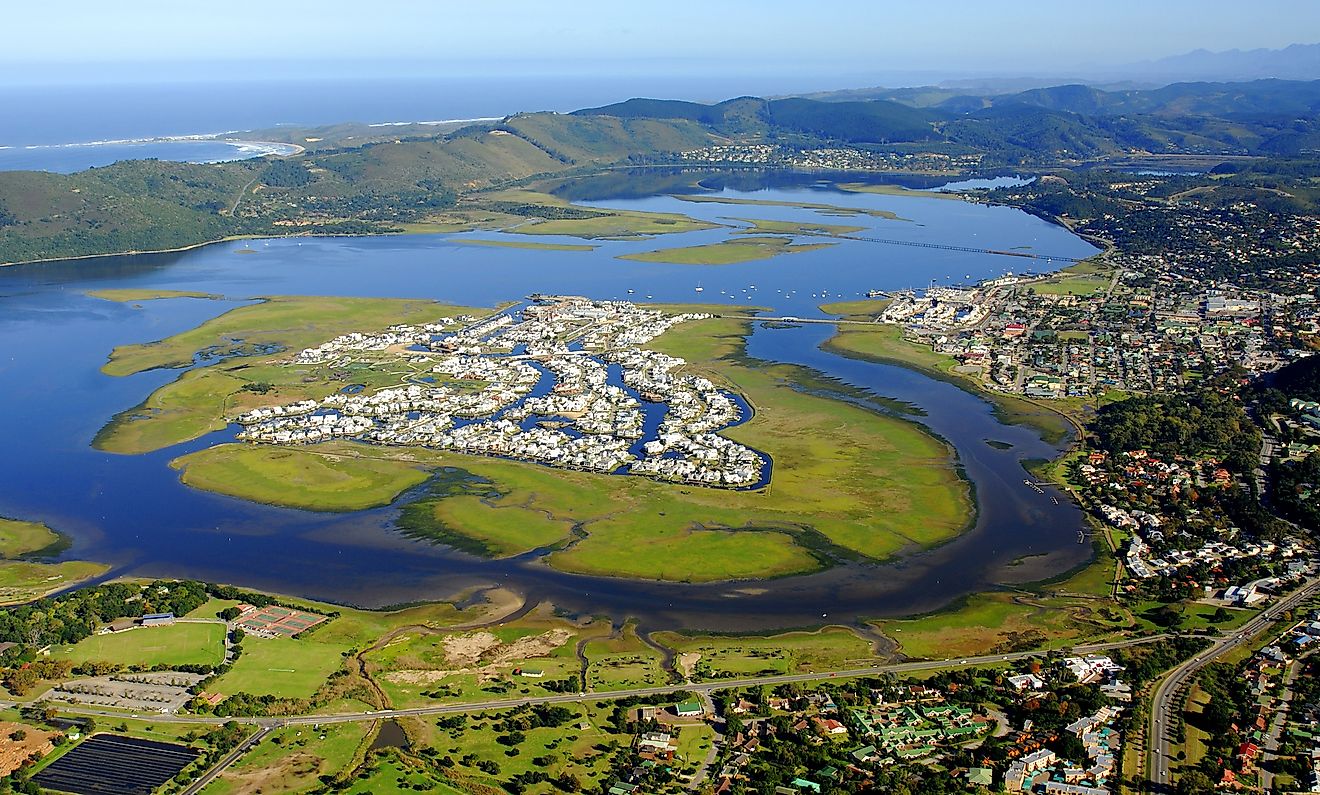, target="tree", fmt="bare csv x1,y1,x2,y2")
1175,769,1213,795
